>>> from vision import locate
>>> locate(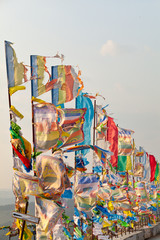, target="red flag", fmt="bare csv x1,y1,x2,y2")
149,154,157,182
107,117,118,168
